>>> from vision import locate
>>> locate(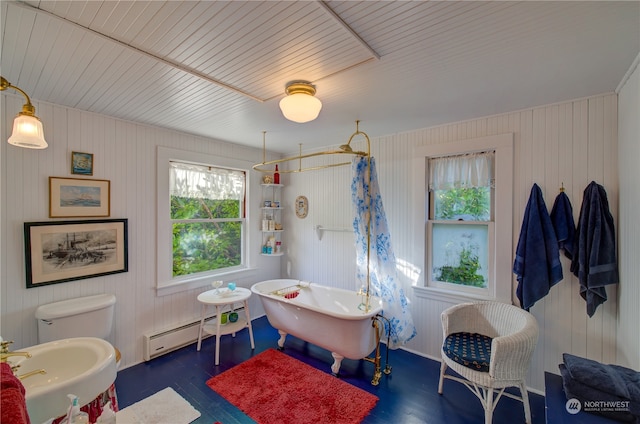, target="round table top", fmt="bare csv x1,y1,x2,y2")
197,286,251,305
